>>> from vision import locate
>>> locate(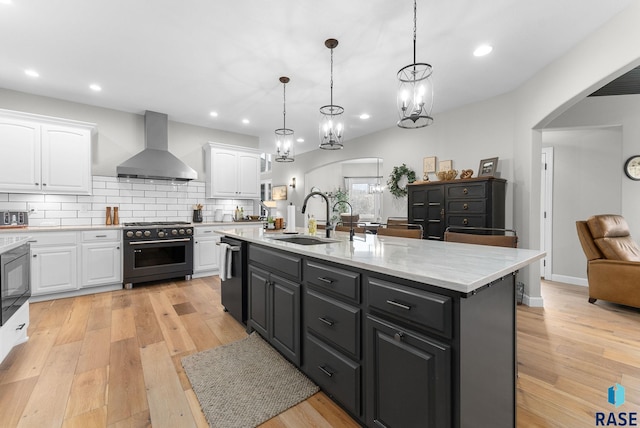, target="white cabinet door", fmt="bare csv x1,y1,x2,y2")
31,245,78,295
237,152,260,197
194,235,221,274
0,117,41,192
209,148,239,198
81,242,122,288
41,124,92,194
